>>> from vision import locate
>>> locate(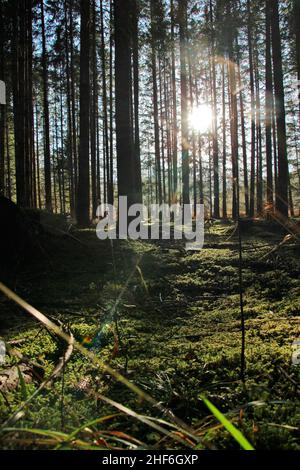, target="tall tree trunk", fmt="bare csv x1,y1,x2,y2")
247,0,256,217
271,0,289,218
222,62,227,218
235,40,249,217
100,0,112,205
0,0,5,195
150,0,162,204
294,0,300,125
227,21,239,219
238,77,249,216
132,0,142,204
209,0,220,218
254,47,263,216
12,0,27,206
114,0,136,210
26,0,35,208
35,102,42,208
194,75,204,205
179,0,190,206
108,0,114,206
76,0,90,226
60,74,66,214
64,0,75,216
159,58,166,202
90,0,97,217
188,55,197,216
170,0,178,199
164,63,172,204
265,0,274,215
69,0,78,208
40,0,52,211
